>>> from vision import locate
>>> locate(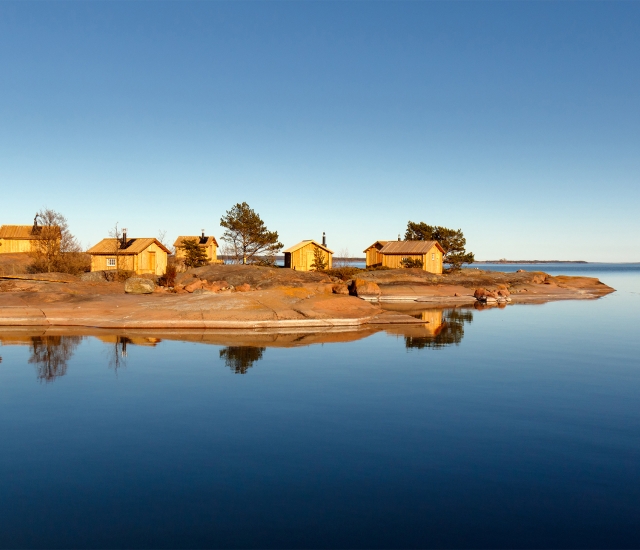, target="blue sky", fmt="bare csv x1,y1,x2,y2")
1,1,638,261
